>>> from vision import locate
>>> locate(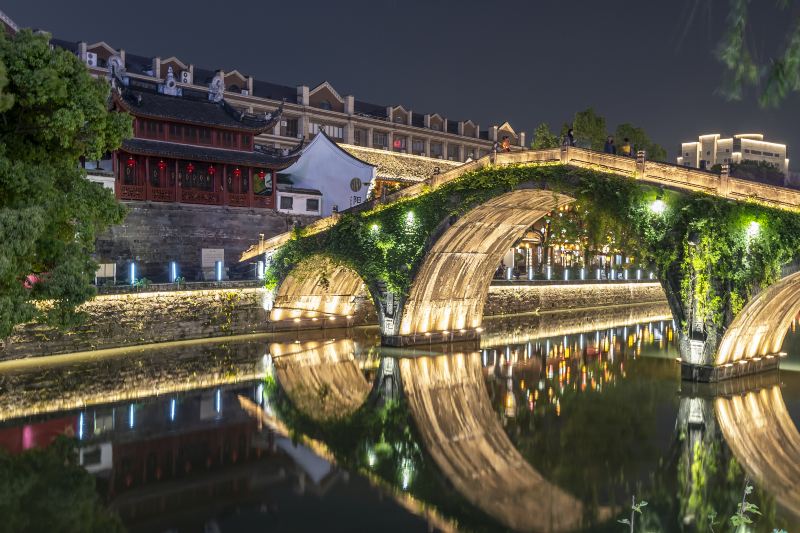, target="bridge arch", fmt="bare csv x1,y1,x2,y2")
269,255,378,326
396,189,573,338
715,270,800,365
